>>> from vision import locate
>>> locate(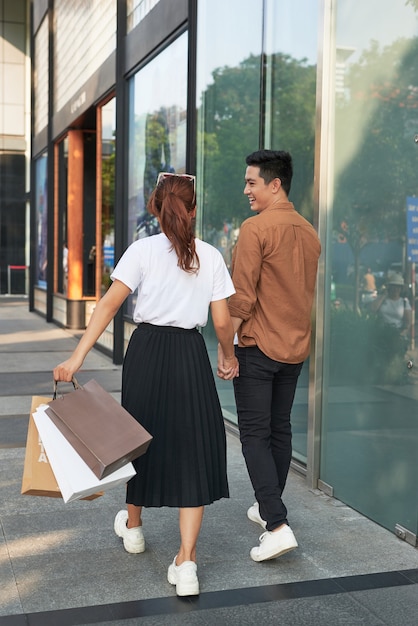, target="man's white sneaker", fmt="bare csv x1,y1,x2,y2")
167,556,199,596
114,510,145,554
250,525,298,562
247,502,267,529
